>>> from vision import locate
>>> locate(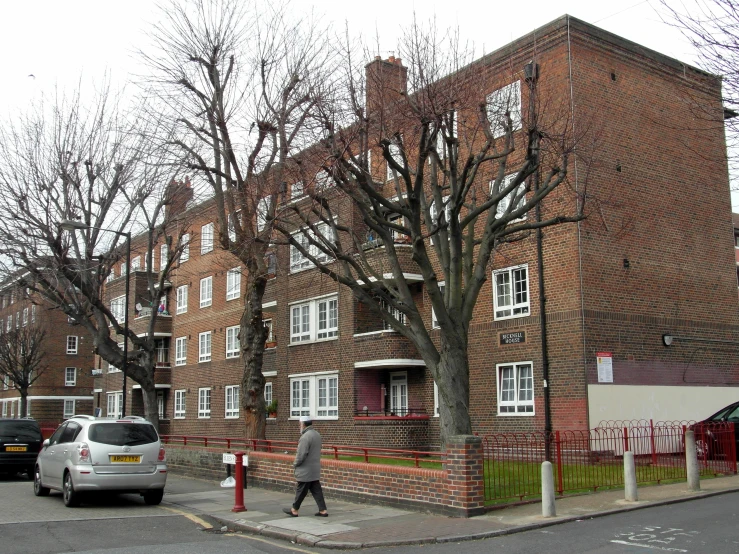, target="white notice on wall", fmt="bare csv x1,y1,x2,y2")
597,352,613,383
